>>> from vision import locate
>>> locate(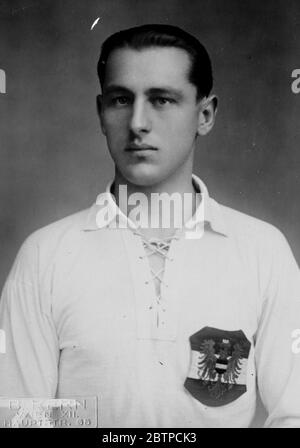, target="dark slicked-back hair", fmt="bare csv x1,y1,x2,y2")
97,24,213,100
